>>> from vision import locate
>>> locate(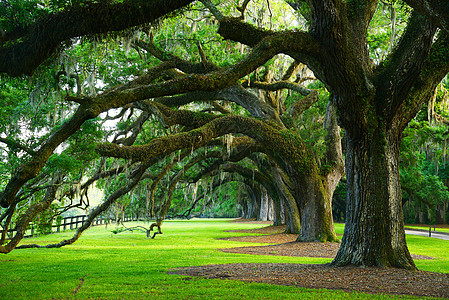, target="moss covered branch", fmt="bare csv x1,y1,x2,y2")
96,113,316,177
0,0,195,76
403,0,449,32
